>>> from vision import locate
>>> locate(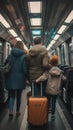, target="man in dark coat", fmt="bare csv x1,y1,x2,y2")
27,37,50,96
